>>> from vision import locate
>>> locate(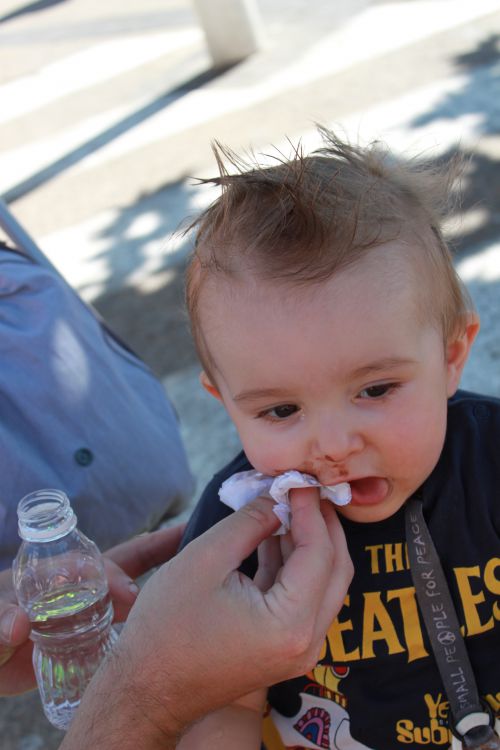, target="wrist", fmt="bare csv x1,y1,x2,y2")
105,646,188,745
61,647,185,750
